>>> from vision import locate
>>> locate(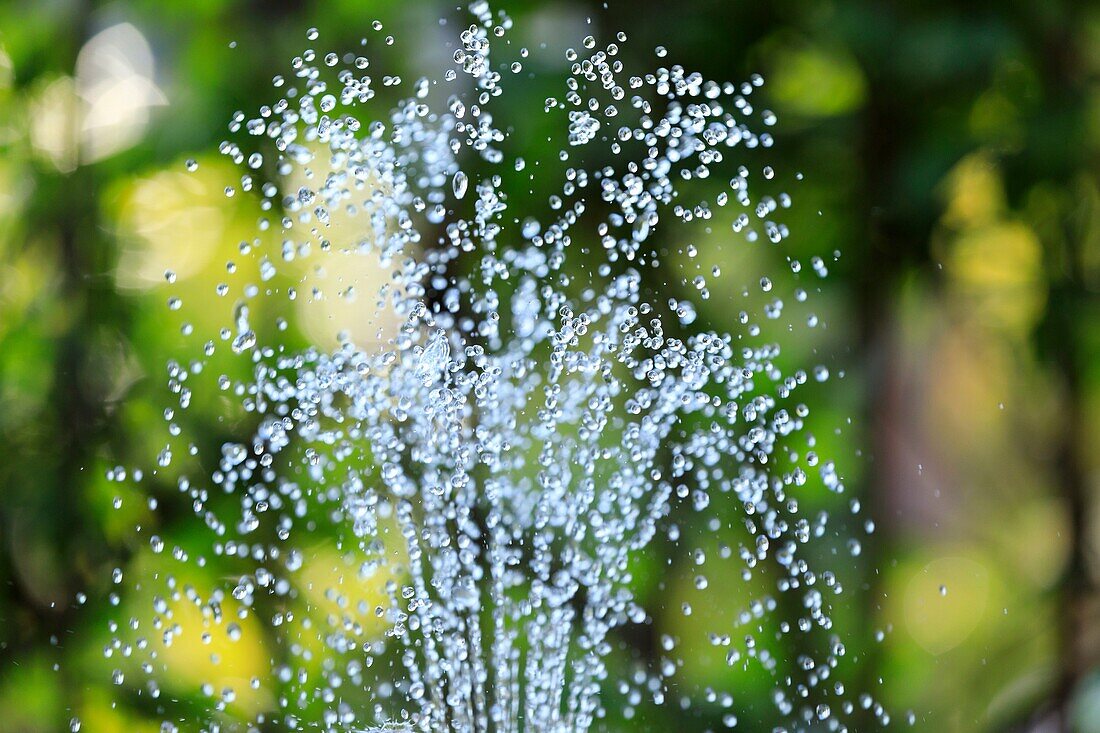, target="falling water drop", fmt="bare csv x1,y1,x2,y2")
452,170,468,199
